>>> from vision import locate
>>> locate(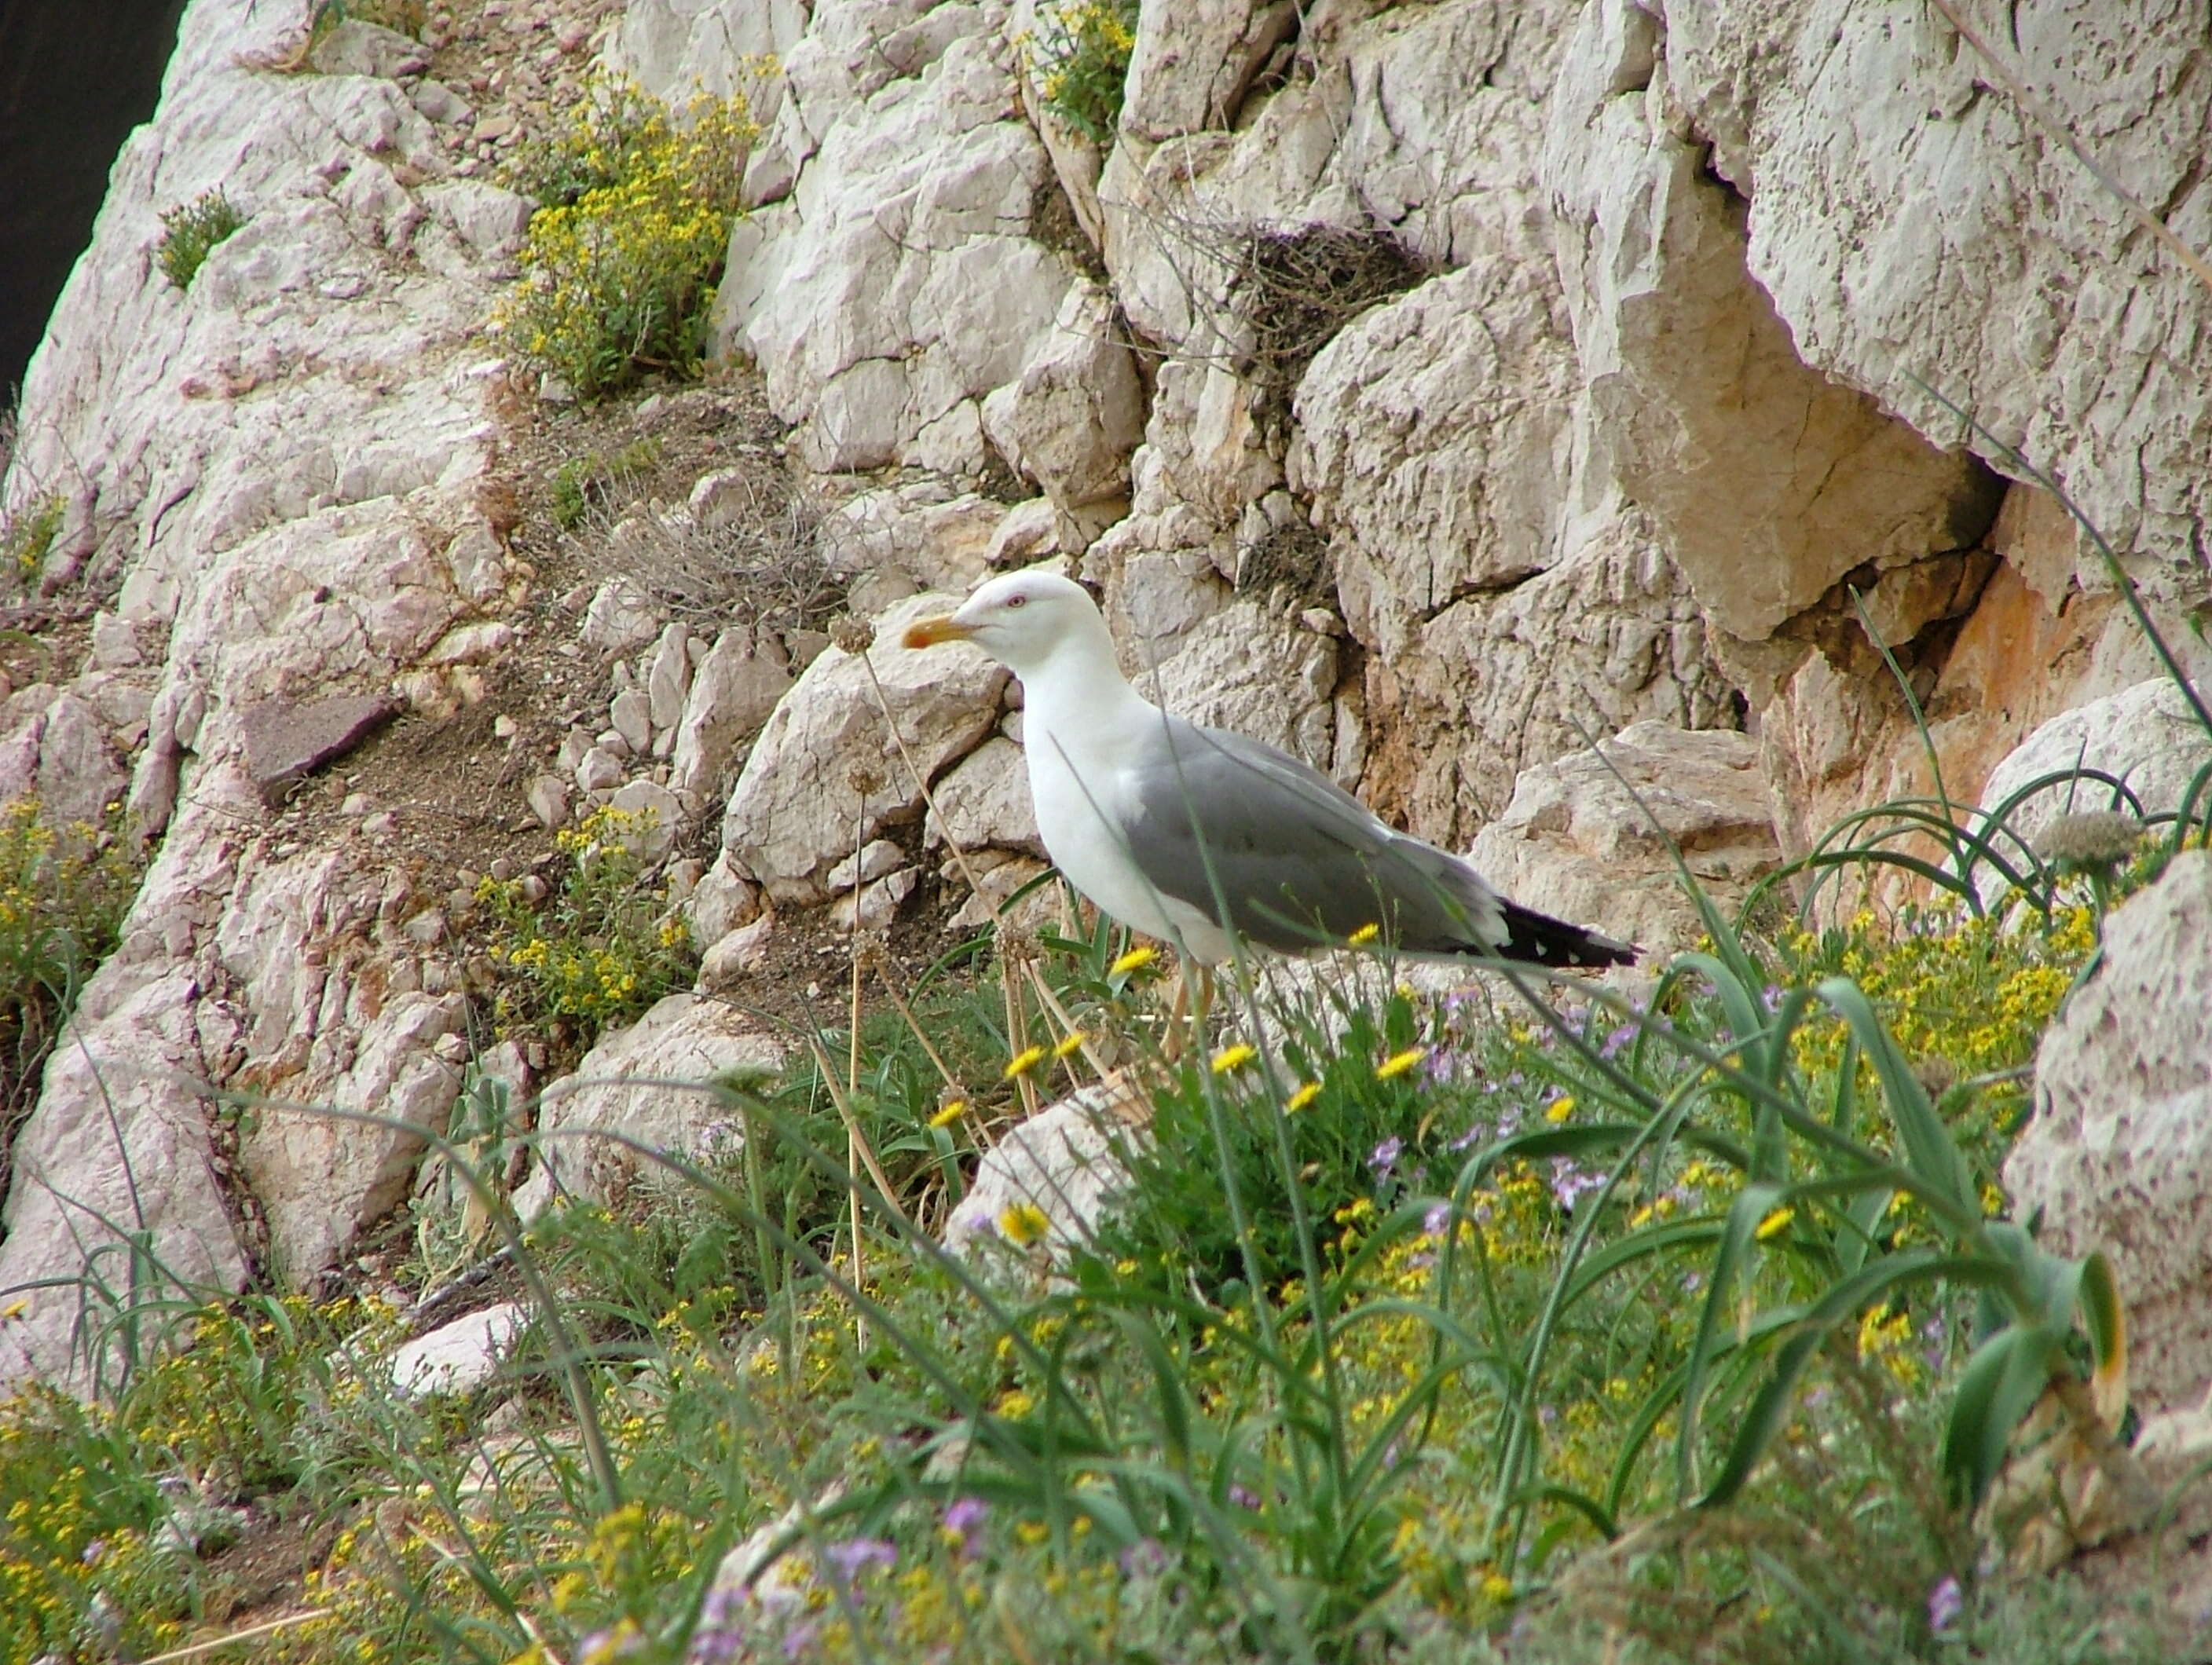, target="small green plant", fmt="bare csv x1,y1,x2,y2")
548,436,663,530
309,0,428,40
1,495,63,584
156,190,245,290
478,804,694,1049
493,75,755,400
0,797,137,1144
1024,0,1140,145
